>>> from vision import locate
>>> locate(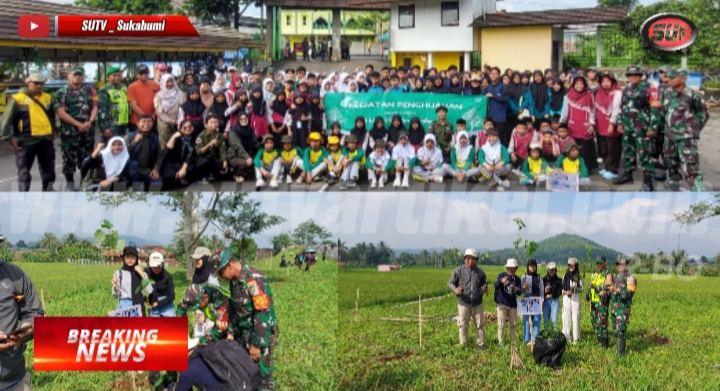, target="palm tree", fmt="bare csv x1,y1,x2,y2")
62,233,79,246
420,249,430,266
39,232,61,250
